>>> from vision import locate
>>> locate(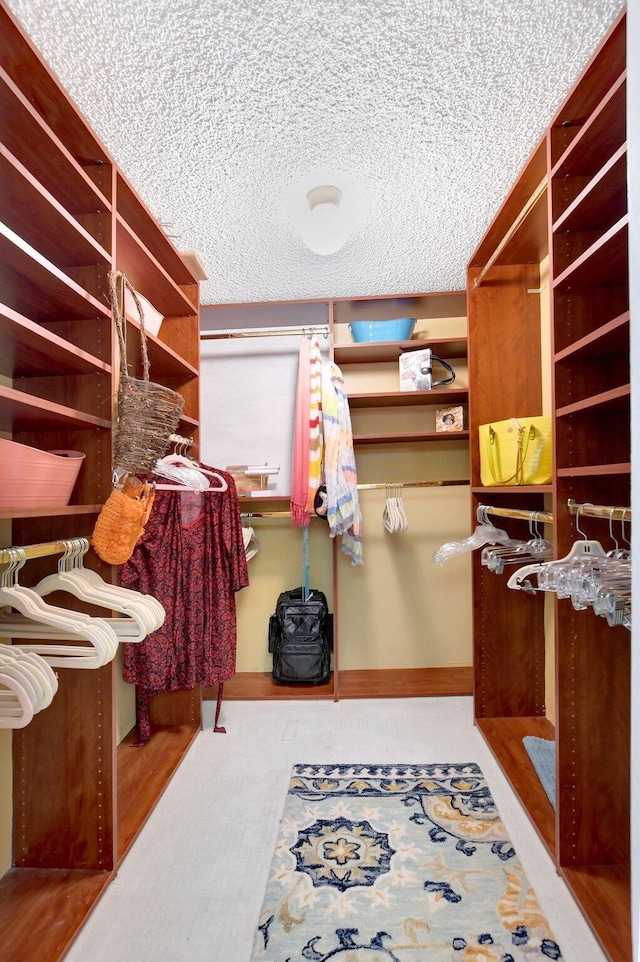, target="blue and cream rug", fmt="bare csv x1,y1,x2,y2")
251,763,562,961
